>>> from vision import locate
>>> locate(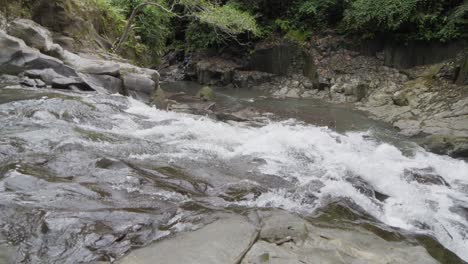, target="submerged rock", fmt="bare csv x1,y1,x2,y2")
403,168,450,186
196,86,215,101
